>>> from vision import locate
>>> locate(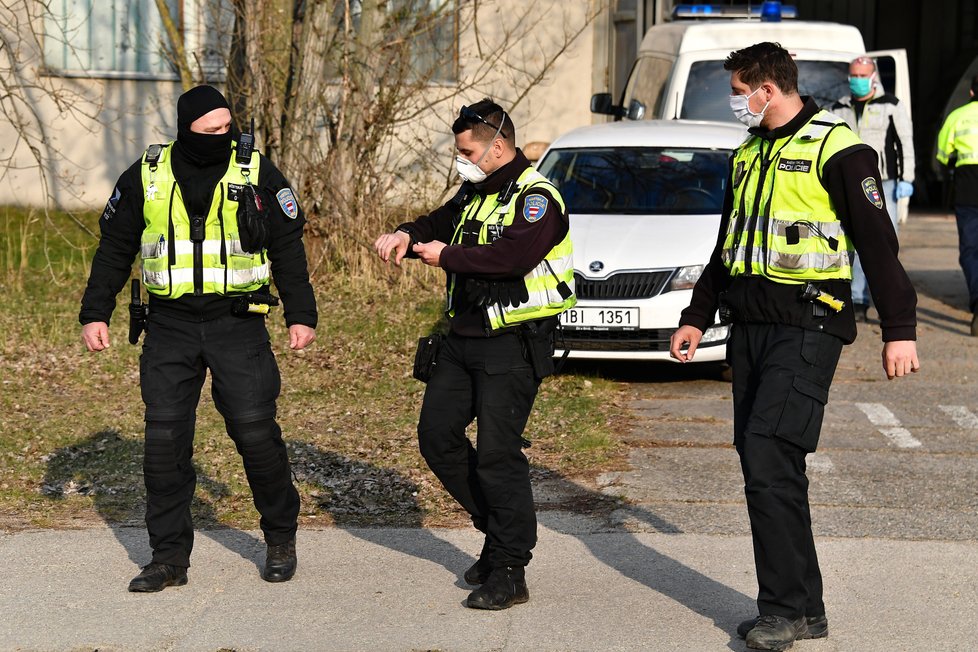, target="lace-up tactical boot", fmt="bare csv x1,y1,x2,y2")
745,615,809,650
465,566,529,610
262,539,297,582
738,614,828,640
128,563,188,592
